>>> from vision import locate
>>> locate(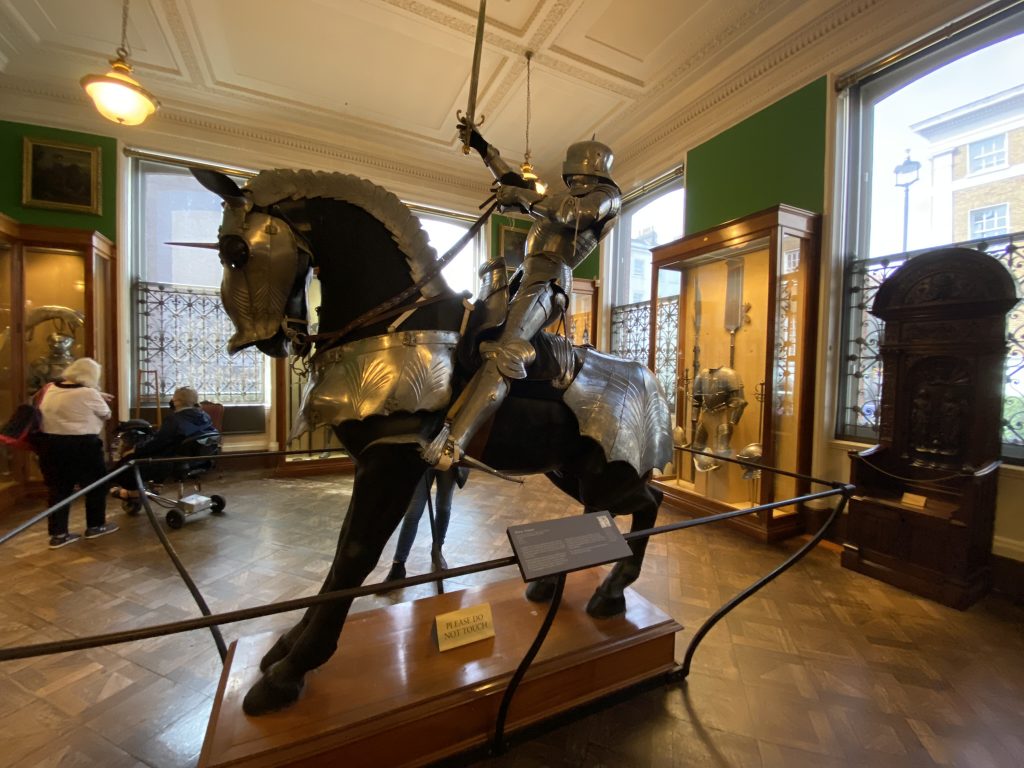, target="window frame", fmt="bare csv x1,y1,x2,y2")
968,202,1010,238
967,133,1008,175
834,8,1024,461
128,153,268,412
